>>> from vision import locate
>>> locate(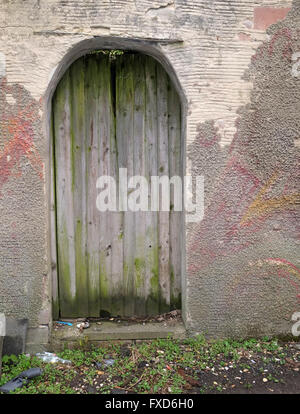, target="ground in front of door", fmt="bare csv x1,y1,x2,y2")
0,335,299,394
